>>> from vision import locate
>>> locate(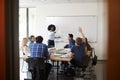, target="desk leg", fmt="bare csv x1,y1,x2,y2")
57,61,59,80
